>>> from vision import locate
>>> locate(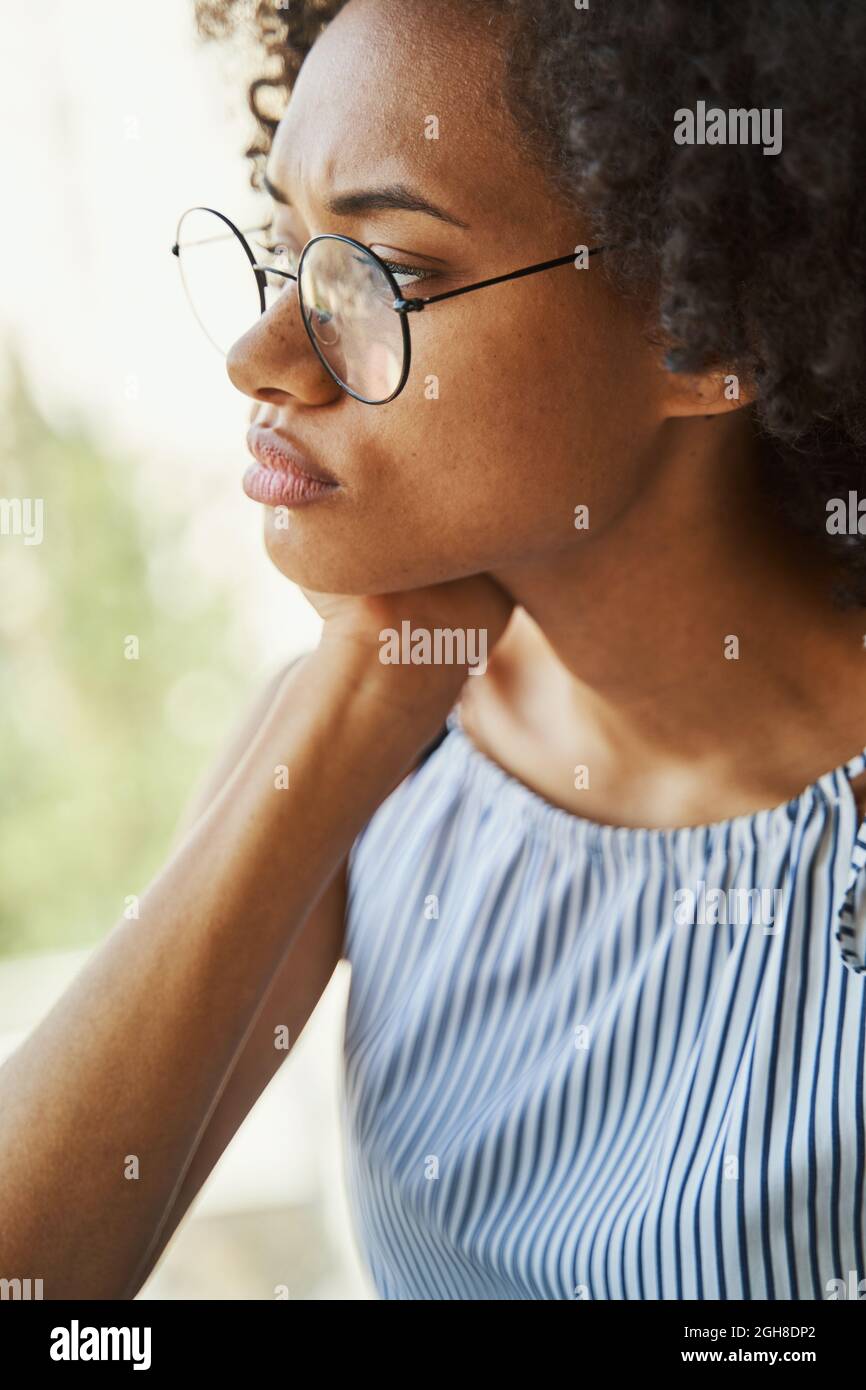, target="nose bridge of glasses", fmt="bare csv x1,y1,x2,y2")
249,261,321,372
250,263,297,284
250,260,316,347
